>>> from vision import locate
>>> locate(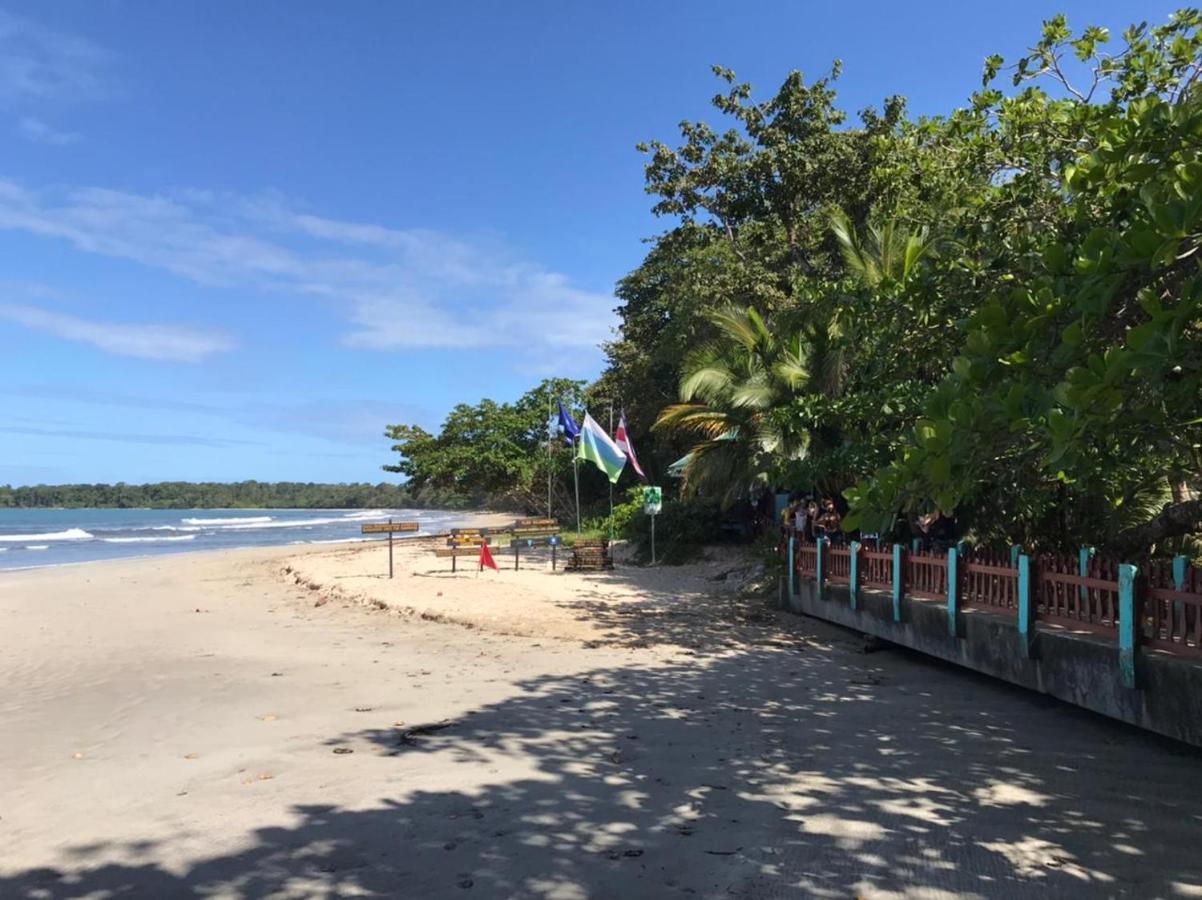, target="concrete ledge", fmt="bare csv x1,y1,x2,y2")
783,576,1202,748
